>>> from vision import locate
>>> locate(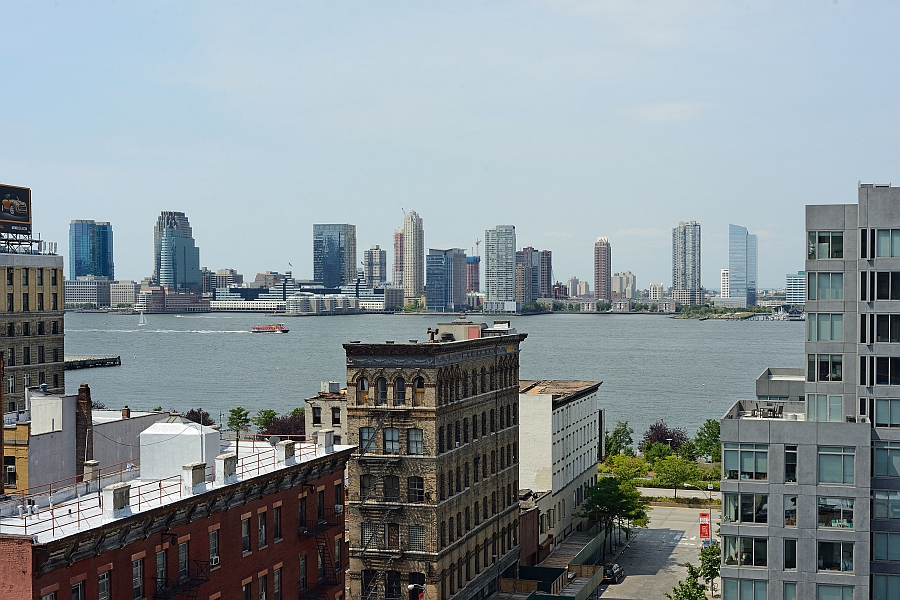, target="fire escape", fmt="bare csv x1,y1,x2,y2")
299,508,345,599
153,561,210,599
